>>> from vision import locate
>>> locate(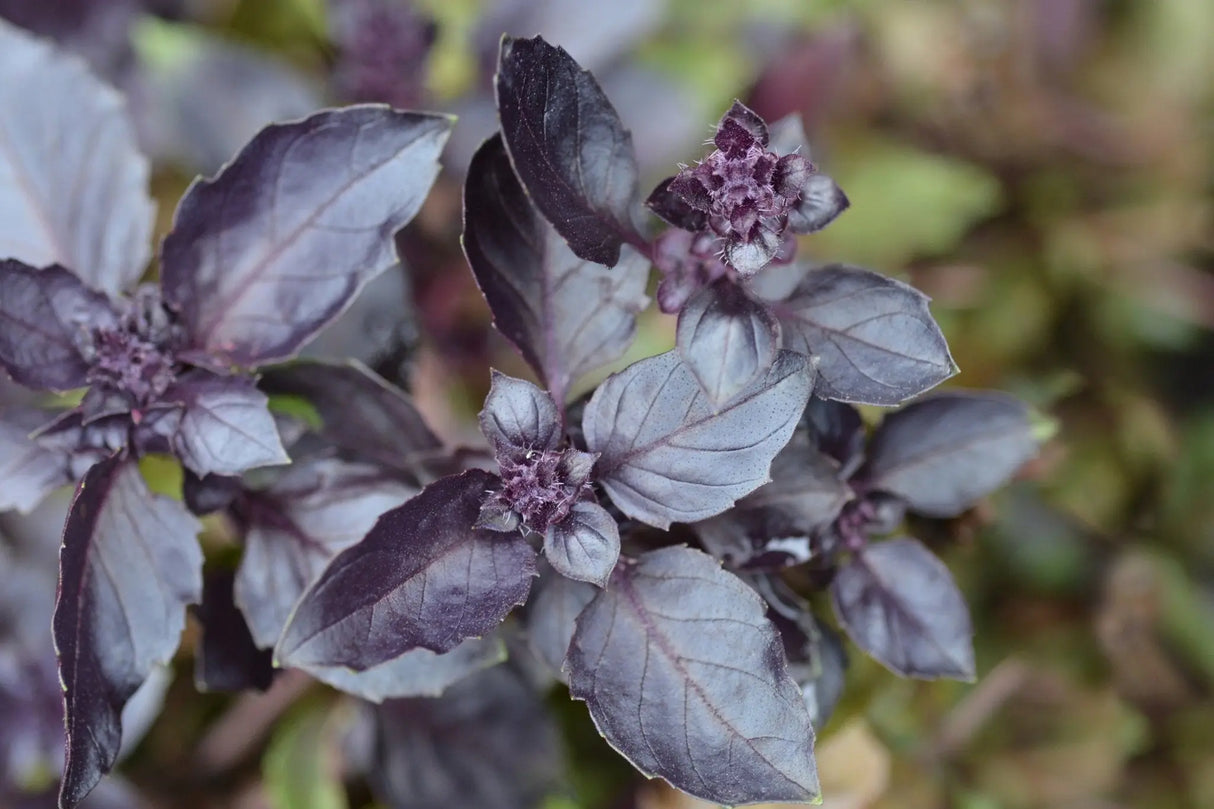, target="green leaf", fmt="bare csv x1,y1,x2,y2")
263,703,348,809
